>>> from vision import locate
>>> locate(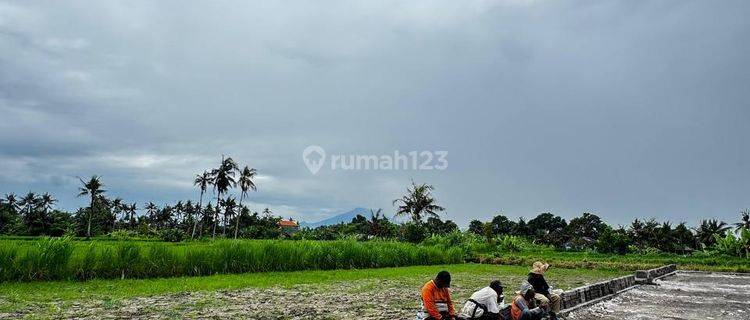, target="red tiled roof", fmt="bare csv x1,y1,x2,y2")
278,219,298,227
